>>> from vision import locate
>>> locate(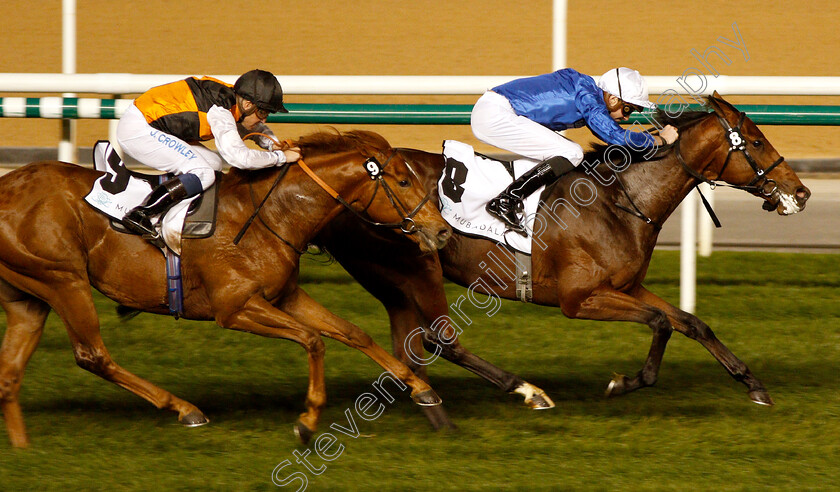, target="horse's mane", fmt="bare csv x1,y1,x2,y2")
294,129,391,158
583,100,715,168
